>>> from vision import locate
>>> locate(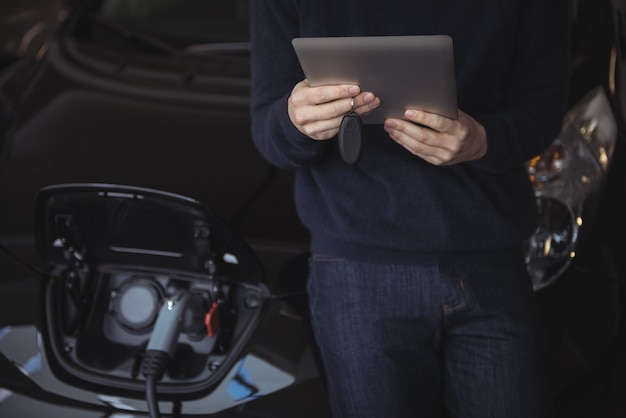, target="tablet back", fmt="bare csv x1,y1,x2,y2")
292,35,458,124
